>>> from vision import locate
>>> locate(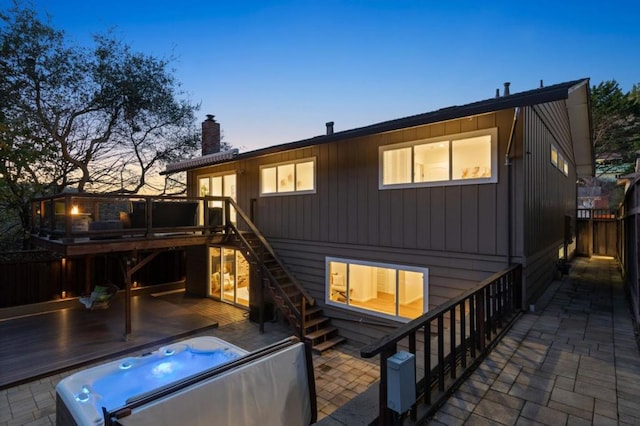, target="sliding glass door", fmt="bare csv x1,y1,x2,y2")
209,246,249,308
